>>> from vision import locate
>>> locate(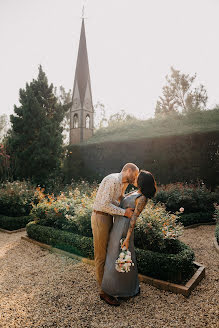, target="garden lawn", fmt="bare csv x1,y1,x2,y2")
0,226,218,328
